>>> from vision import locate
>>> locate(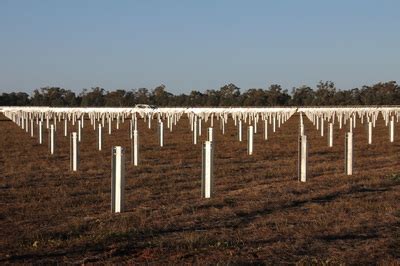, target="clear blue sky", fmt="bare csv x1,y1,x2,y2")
0,0,399,94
